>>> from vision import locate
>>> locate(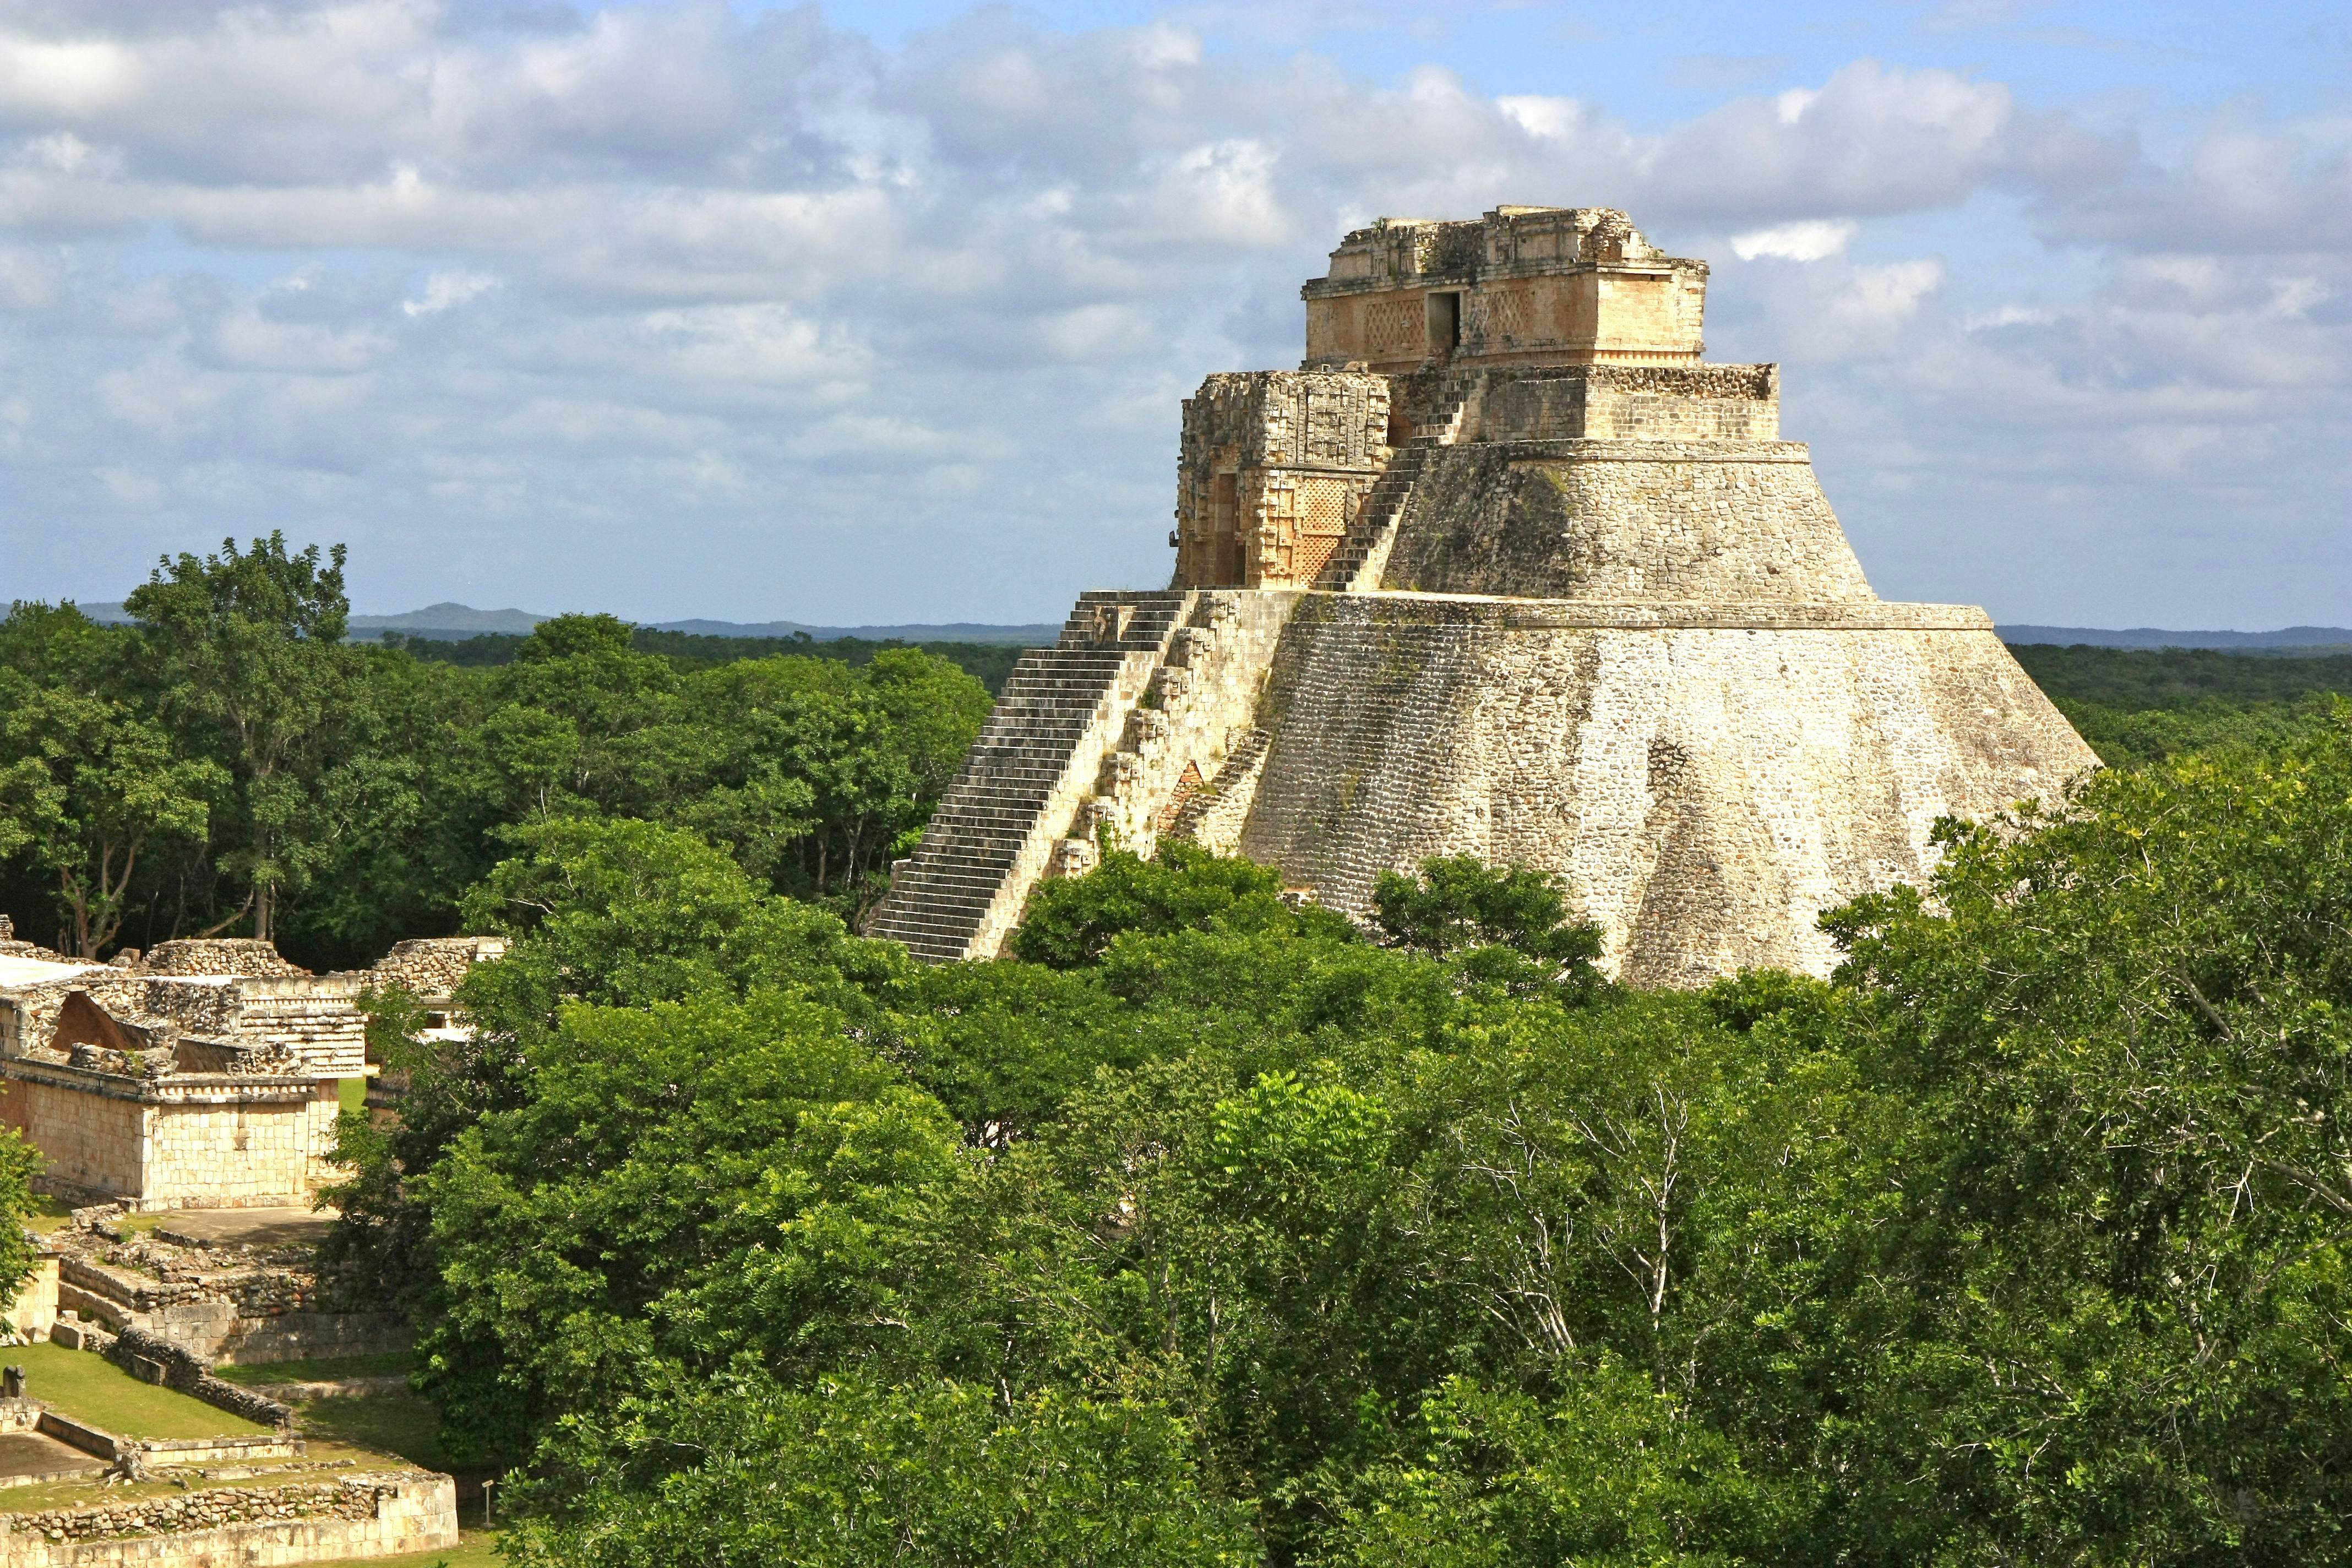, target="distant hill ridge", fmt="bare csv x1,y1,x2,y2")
73,601,1061,646
1998,624,2352,650
67,602,2349,653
